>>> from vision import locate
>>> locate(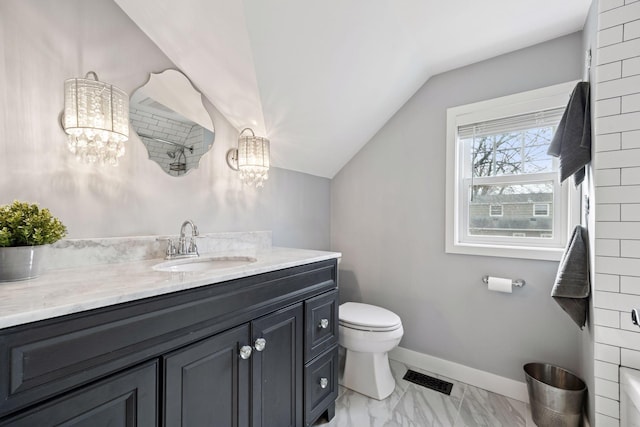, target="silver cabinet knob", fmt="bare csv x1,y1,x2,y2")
319,318,329,329
239,345,253,359
319,377,328,389
632,309,640,327
254,338,266,352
